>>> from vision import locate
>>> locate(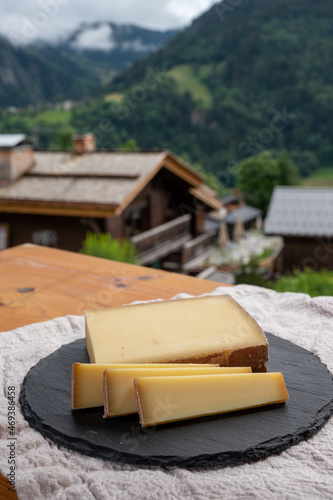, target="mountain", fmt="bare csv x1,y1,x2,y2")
64,22,177,61
89,0,332,183
33,22,178,85
0,35,94,107
2,0,333,186
0,23,177,107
